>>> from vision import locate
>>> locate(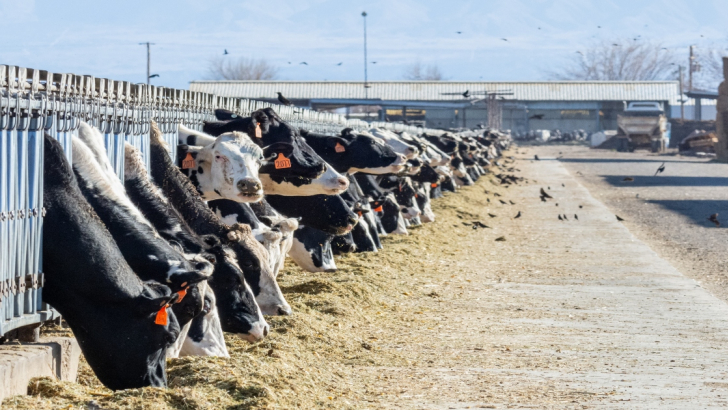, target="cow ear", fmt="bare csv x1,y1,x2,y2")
327,137,349,151
135,282,177,317
262,142,294,161
252,110,270,134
